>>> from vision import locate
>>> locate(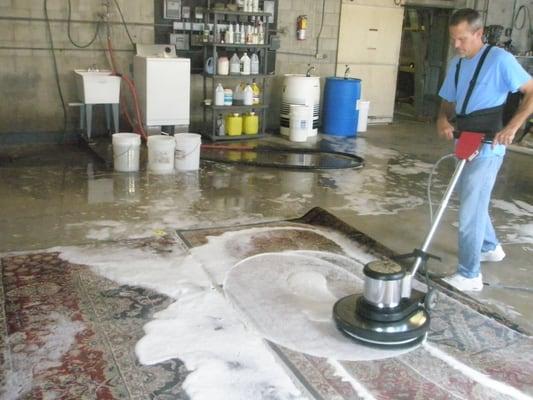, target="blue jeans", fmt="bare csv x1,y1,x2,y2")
456,148,504,278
